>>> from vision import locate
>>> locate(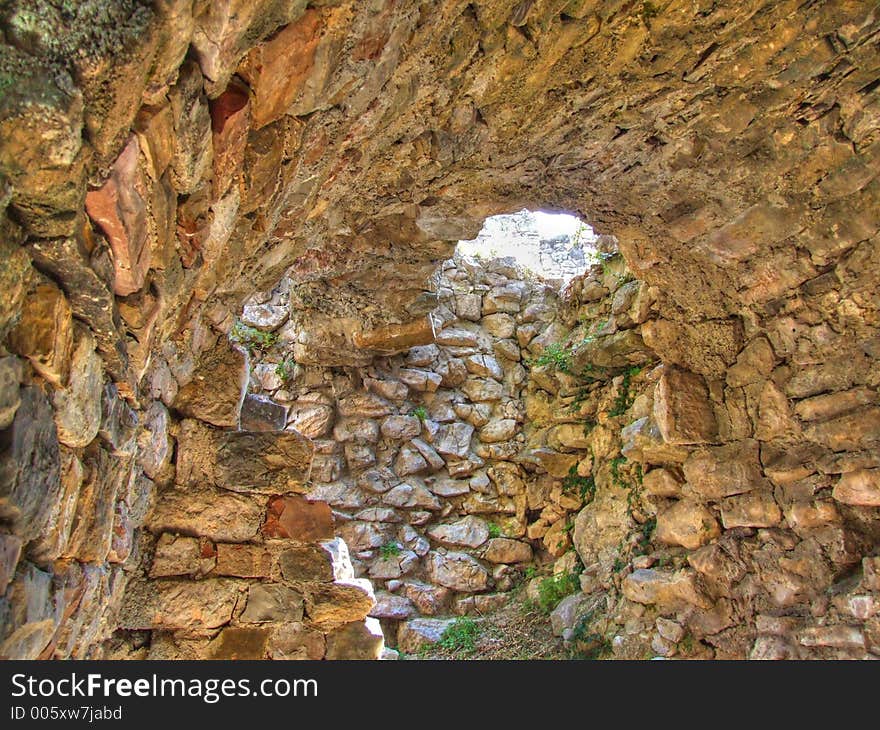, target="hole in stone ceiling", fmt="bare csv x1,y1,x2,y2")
455,209,597,285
